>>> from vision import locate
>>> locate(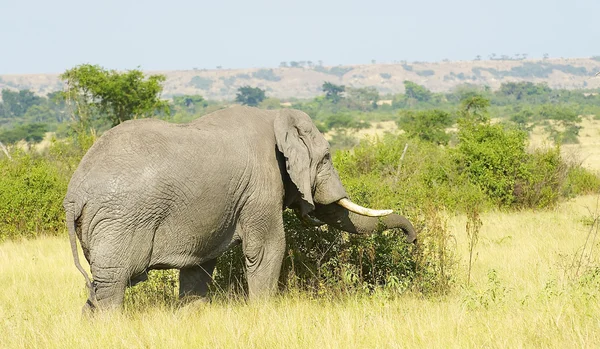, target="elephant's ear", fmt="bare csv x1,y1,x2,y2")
274,110,315,214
